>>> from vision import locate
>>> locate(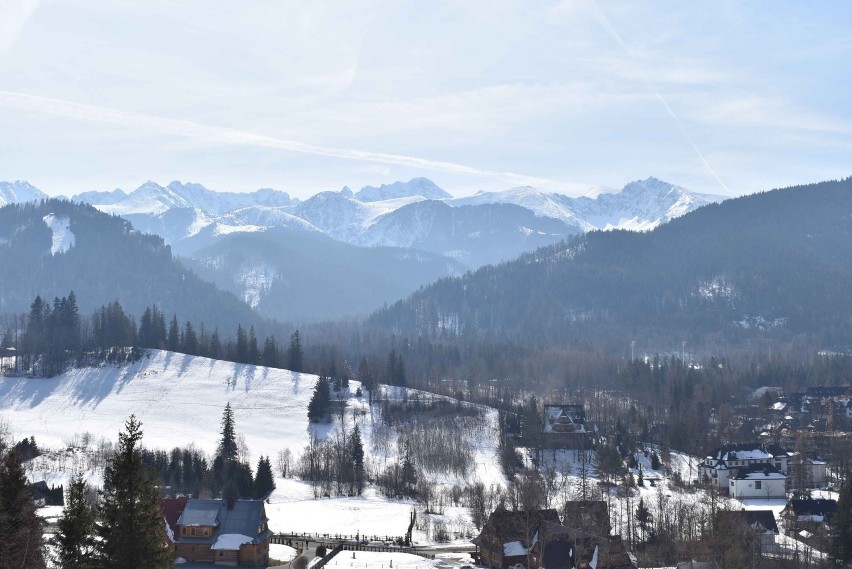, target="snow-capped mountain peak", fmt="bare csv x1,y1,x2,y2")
355,177,452,202
0,180,48,206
